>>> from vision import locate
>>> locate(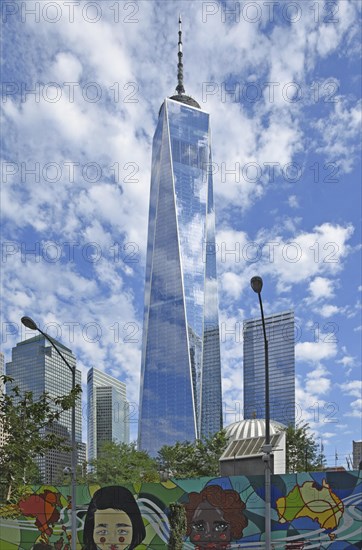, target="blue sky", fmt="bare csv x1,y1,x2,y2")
1,0,361,467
